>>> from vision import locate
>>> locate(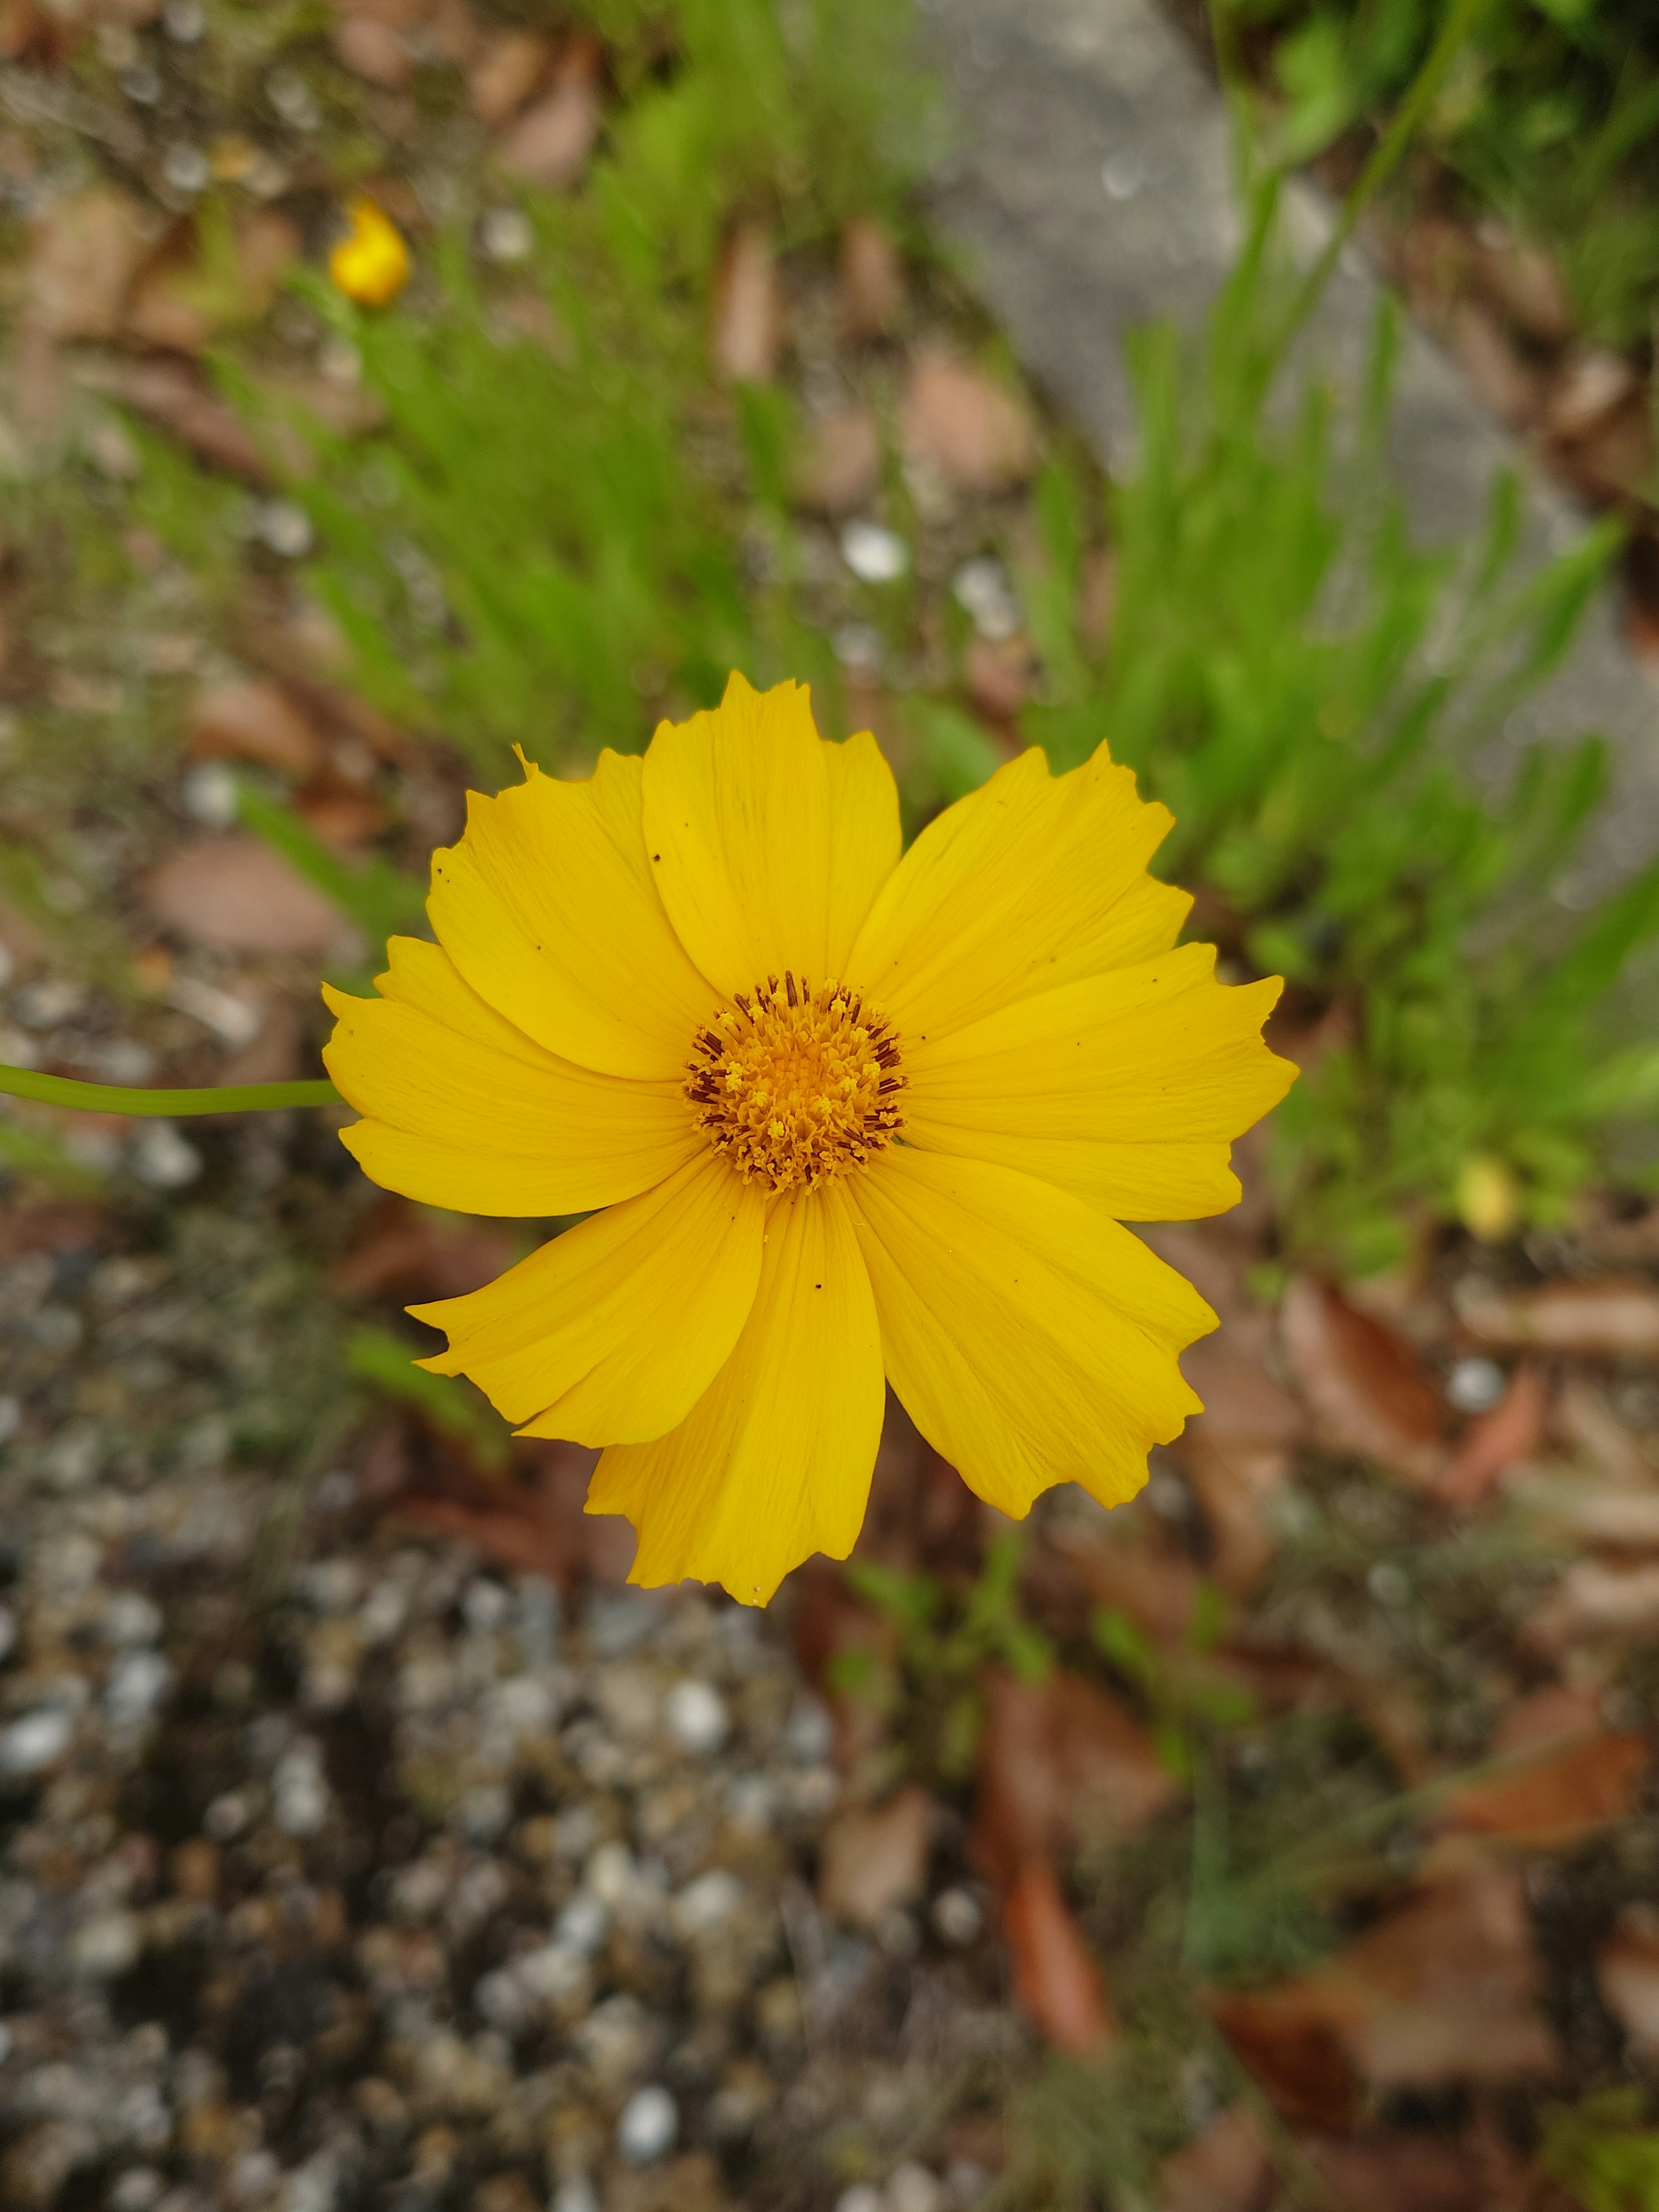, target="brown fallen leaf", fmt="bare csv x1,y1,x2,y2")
468,28,549,123
497,38,601,190
331,1195,518,1304
1175,1338,1306,1588
1156,2105,1273,2212
839,215,905,340
143,834,357,959
188,680,321,778
1281,1275,1446,1486
1003,1856,1113,2053
900,347,1037,493
1596,1904,1659,2060
27,185,156,341
972,1666,1176,1891
1552,1375,1656,1486
1447,300,1545,430
1436,1361,1546,1506
1526,1558,1659,1651
1515,1479,1659,1549
1300,2133,1487,2212
1438,1684,1648,1847
1547,347,1640,442
817,1783,933,1929
711,222,781,385
1459,1276,1659,1360
1470,226,1573,346
792,406,880,515
124,212,301,356
1208,1870,1559,2125
332,13,415,86
78,359,282,484
1039,1525,1201,1645
966,634,1036,722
